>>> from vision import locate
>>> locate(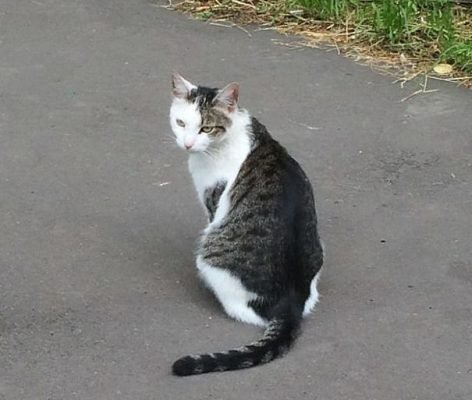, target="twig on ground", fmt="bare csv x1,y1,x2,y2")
231,0,256,10
209,21,252,37
400,74,439,102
